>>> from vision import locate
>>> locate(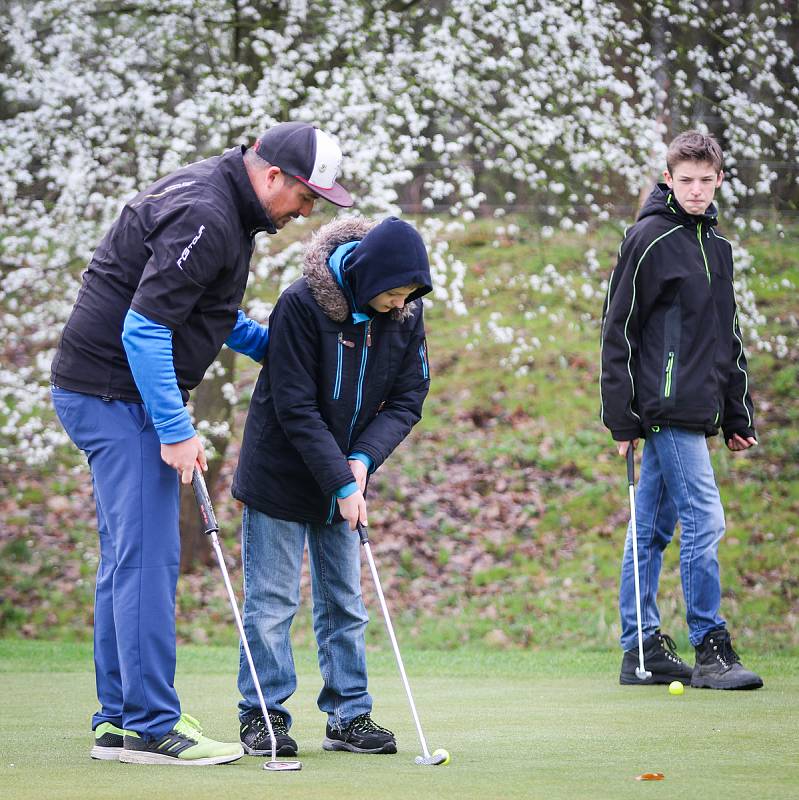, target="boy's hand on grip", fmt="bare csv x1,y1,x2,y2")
337,490,367,530
617,439,639,457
